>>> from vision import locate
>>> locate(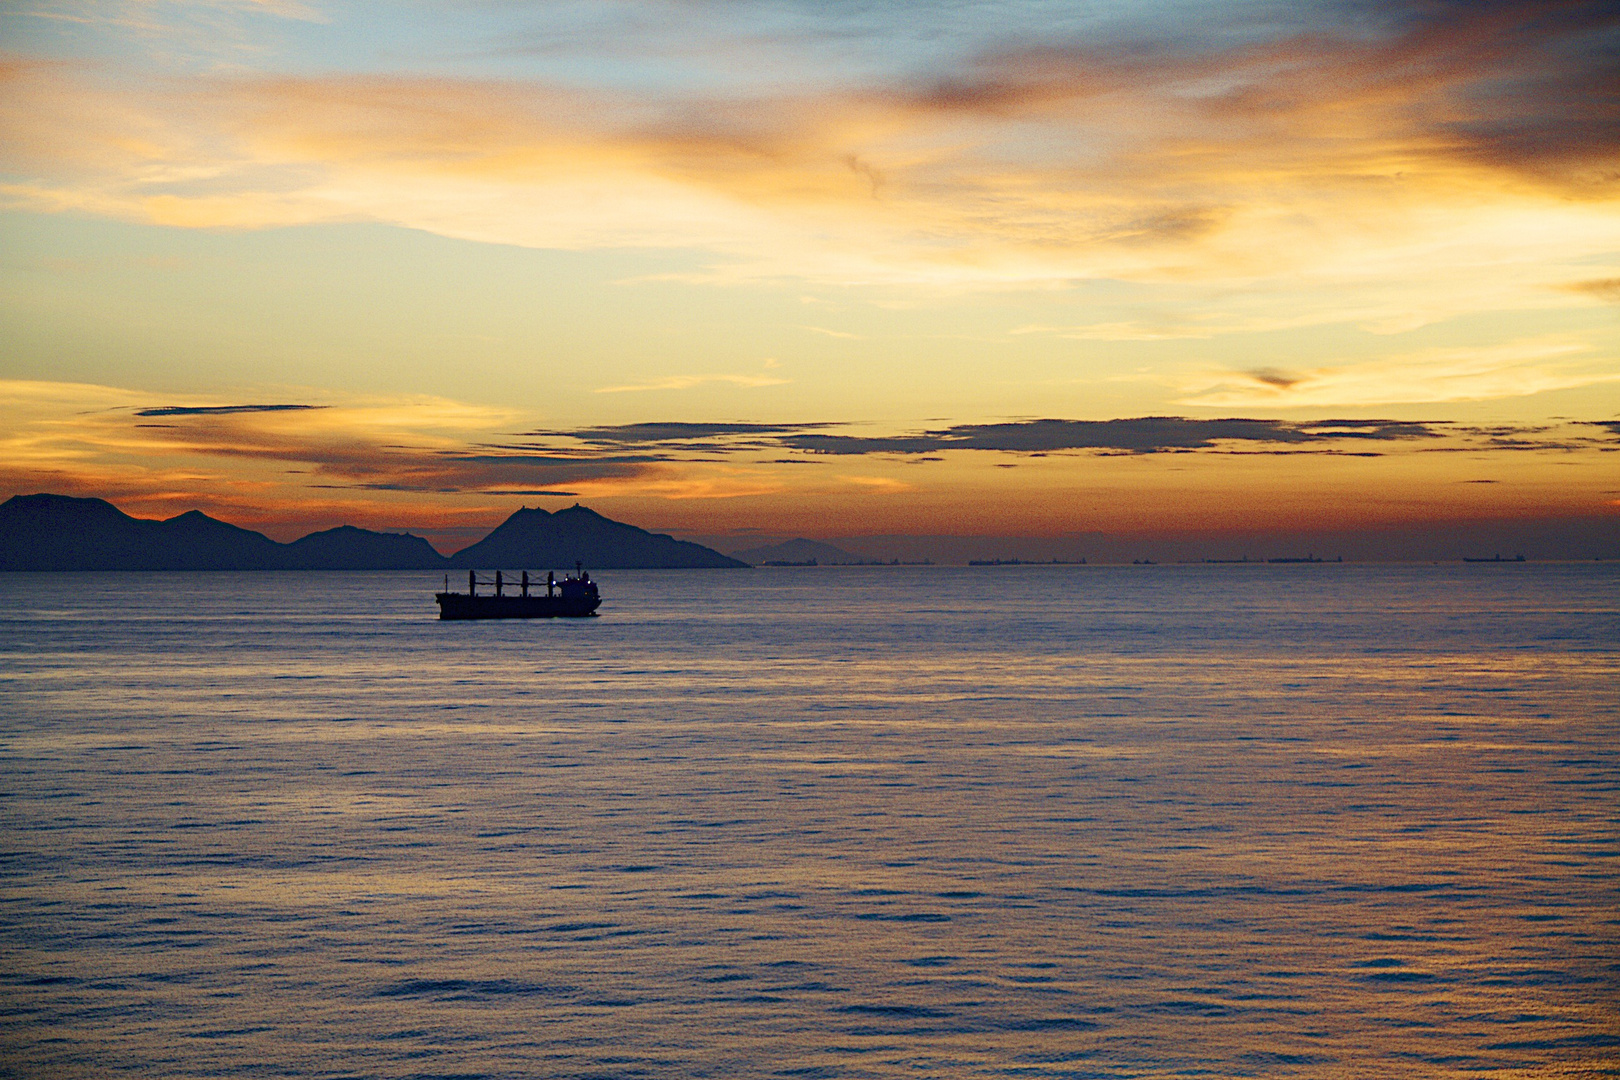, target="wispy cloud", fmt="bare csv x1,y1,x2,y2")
47,0,328,25
0,380,657,501
528,422,836,447
6,378,1616,539
241,0,326,22
1177,338,1620,408
594,374,790,393
1576,420,1620,441
1013,322,1217,342
521,414,1620,460
773,418,1445,457
131,413,662,493
1564,277,1620,303
135,403,326,417
2,0,1616,323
